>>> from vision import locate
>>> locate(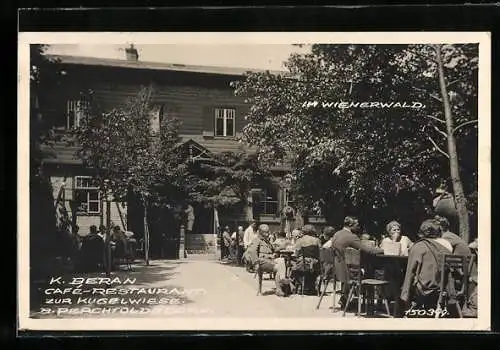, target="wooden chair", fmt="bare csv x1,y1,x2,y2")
361,267,392,317
435,254,472,318
341,248,363,316
341,248,392,317
255,242,280,295
112,239,133,271
256,243,264,296
293,245,320,296
316,247,336,309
